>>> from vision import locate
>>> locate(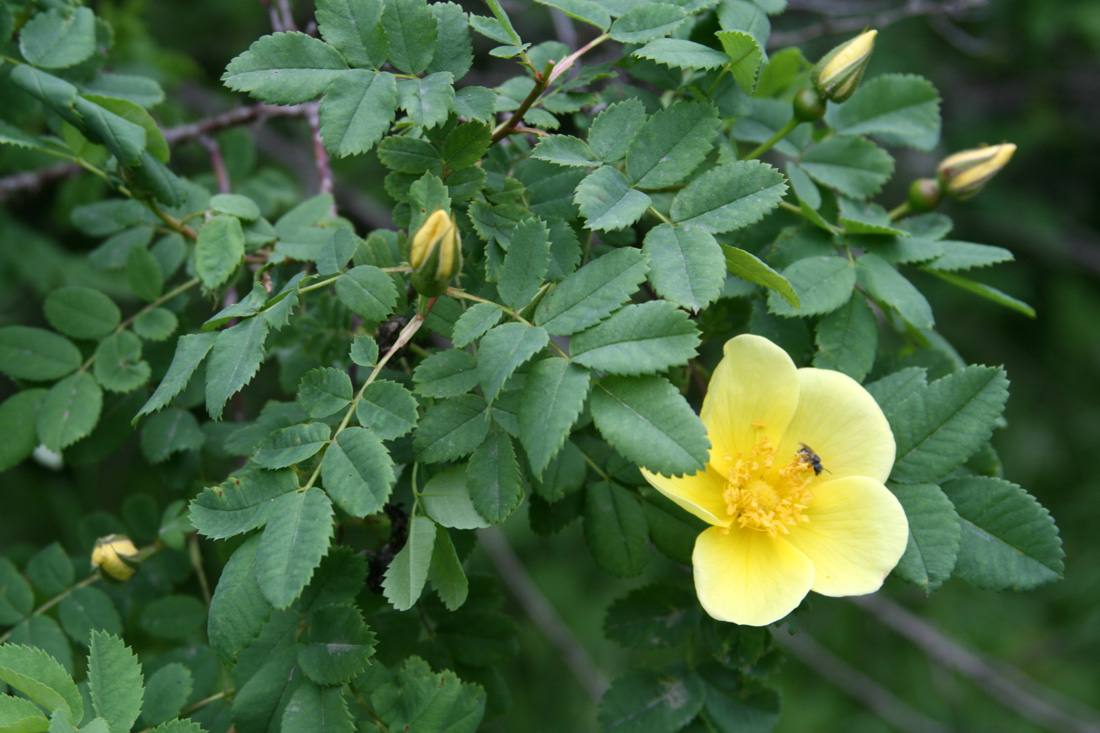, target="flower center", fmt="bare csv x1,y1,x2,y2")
721,424,817,537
